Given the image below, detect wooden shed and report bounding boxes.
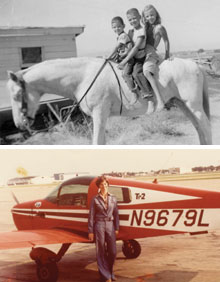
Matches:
[0,25,84,139]
[0,25,85,79]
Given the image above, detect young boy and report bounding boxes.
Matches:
[109,16,133,63]
[117,8,152,99]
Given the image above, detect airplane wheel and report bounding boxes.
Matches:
[36,262,59,282]
[122,239,141,259]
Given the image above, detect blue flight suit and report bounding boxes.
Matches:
[88,193,119,281]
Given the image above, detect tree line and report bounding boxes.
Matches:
[192,165,220,172]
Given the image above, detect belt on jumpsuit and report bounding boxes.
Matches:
[95,217,113,222]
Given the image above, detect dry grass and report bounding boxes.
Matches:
[15,75,219,145]
[19,106,198,145]
[106,107,197,145]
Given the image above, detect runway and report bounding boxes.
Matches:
[1,178,220,282]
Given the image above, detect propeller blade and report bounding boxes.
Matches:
[11,191,19,204]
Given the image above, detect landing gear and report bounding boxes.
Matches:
[122,239,141,259]
[36,262,58,282]
[30,244,71,282]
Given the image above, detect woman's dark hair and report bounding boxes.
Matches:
[96,175,109,187]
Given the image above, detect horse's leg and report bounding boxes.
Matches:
[92,105,110,145]
[201,67,210,119]
[172,97,212,145]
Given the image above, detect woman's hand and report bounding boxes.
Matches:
[115,230,119,236]
[88,233,94,241]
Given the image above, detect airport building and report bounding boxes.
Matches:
[7,172,90,186]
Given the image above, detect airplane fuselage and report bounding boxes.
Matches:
[11,176,220,240]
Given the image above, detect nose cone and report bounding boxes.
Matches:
[12,201,34,230]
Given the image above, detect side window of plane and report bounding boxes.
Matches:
[108,186,131,204]
[58,184,88,207]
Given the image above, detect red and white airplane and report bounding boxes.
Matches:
[1,175,220,282]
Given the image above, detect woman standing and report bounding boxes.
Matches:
[88,176,119,282]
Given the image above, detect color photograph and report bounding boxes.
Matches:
[1,148,220,281]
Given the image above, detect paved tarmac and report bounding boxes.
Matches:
[1,180,220,282]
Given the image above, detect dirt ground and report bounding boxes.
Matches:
[1,178,220,282]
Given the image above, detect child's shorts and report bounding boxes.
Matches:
[143,57,159,75]
[143,45,159,75]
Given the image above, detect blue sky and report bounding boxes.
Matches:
[0,0,220,56]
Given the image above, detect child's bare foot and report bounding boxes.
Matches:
[147,100,155,114]
[129,92,138,105]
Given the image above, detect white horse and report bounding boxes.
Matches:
[7,57,211,145]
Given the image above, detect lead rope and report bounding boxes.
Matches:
[63,59,108,124]
[107,60,123,115]
[63,58,124,124]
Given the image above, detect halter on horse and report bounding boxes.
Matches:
[7,71,35,134]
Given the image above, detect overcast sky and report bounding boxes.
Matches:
[0,0,219,56]
[0,148,220,184]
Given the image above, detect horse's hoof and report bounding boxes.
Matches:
[156,104,165,112]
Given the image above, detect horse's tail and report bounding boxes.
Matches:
[201,67,210,120]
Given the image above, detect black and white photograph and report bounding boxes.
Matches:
[0,0,219,145]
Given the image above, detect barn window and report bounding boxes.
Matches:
[21,47,42,69]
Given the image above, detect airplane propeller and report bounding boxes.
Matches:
[11,191,19,204]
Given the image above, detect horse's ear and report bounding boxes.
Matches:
[7,71,18,82]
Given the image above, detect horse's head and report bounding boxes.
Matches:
[7,71,40,132]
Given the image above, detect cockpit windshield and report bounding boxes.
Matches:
[45,183,61,203]
[45,182,89,207]
[58,184,88,206]
[45,176,93,206]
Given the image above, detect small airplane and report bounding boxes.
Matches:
[1,175,220,282]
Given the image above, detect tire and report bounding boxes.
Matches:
[122,239,141,259]
[36,262,59,282]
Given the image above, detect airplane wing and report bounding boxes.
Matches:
[0,229,89,250]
